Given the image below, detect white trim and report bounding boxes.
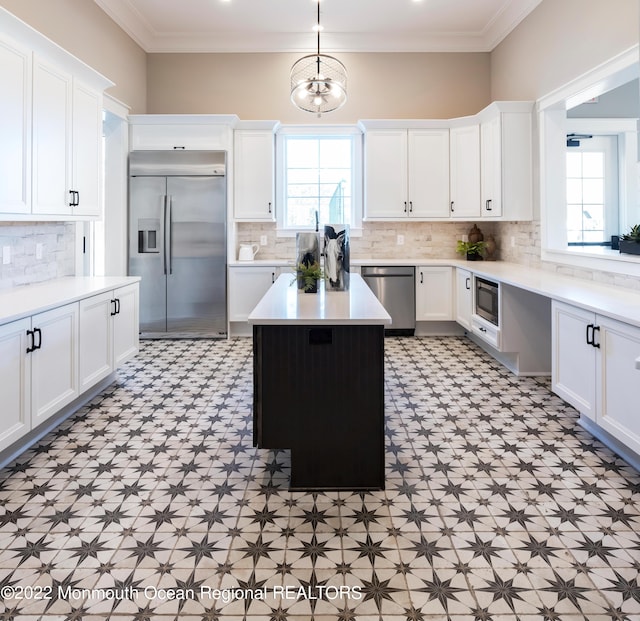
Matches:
[103,93,130,120]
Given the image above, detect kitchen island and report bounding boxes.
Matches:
[248,274,392,490]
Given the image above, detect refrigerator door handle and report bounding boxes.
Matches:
[166,196,173,275]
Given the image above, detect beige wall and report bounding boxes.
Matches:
[0,0,147,113]
[147,52,491,121]
[491,0,639,101]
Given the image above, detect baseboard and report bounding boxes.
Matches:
[578,415,640,473]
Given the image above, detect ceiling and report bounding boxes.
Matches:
[93,0,543,54]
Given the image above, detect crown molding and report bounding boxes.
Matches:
[95,0,542,54]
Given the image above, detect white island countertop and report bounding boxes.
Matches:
[248,273,392,326]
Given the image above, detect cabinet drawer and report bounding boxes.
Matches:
[471,315,501,349]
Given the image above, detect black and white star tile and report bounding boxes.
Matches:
[0,336,639,620]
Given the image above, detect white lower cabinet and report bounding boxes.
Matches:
[0,318,31,452]
[0,280,139,457]
[31,303,79,427]
[228,266,281,322]
[416,266,453,321]
[79,284,140,392]
[455,268,473,329]
[552,300,640,454]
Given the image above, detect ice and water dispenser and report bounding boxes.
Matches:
[137,218,160,253]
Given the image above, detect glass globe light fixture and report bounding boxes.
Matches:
[290,2,347,116]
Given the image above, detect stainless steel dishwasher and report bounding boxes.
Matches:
[361,266,415,335]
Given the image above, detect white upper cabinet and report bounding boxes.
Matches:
[32,57,72,216]
[234,125,277,221]
[479,103,533,220]
[129,115,238,151]
[363,127,450,220]
[449,124,481,219]
[0,7,112,220]
[0,35,31,215]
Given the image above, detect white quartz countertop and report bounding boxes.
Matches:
[248,273,392,325]
[0,276,141,325]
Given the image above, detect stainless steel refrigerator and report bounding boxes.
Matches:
[128,150,227,337]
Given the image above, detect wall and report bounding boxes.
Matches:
[0,0,147,114]
[0,223,75,290]
[490,0,640,289]
[147,52,491,123]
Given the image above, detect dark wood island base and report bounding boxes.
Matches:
[253,323,385,490]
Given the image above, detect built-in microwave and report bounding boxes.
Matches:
[475,277,500,326]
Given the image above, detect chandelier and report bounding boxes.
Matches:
[290,1,347,116]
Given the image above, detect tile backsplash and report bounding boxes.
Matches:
[0,222,75,290]
[237,221,497,263]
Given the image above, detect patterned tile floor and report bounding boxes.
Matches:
[0,336,639,621]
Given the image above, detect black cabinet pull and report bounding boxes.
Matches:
[271,272,275,283]
[68,190,75,207]
[593,325,601,348]
[450,201,455,213]
[33,327,42,350]
[116,299,121,315]
[268,202,272,214]
[404,201,407,213]
[586,323,594,346]
[465,277,471,290]
[173,146,185,149]
[479,327,487,333]
[26,329,34,353]
[486,199,492,211]
[110,299,117,316]
[409,201,413,213]
[420,271,424,284]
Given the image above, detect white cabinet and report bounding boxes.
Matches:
[113,284,140,367]
[79,283,139,392]
[32,60,103,218]
[0,318,31,452]
[228,266,280,322]
[31,302,79,426]
[480,115,502,217]
[449,125,481,218]
[416,266,453,321]
[0,7,111,221]
[479,103,533,220]
[129,115,237,151]
[364,128,450,219]
[0,35,31,215]
[234,127,276,221]
[455,268,473,329]
[552,300,640,454]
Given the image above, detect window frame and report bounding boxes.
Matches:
[275,125,363,236]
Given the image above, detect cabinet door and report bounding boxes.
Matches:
[450,125,480,218]
[113,283,140,367]
[416,266,453,321]
[228,267,278,321]
[130,123,231,151]
[31,303,79,426]
[234,130,275,221]
[32,57,72,216]
[364,130,408,219]
[408,129,450,218]
[79,292,113,392]
[455,268,473,329]
[597,315,640,454]
[0,318,31,452]
[72,81,102,217]
[480,115,502,217]
[551,301,596,420]
[0,36,31,215]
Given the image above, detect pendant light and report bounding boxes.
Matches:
[290,0,347,116]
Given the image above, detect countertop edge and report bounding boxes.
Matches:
[0,276,141,325]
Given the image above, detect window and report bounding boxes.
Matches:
[276,127,362,232]
[566,135,619,244]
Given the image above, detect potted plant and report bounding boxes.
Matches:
[619,224,640,256]
[456,240,486,261]
[296,261,323,292]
